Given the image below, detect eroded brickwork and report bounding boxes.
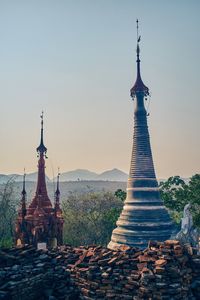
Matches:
[0,240,200,299]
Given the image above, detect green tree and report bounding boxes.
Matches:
[188,174,200,227]
[114,189,126,201]
[160,174,200,227]
[0,178,18,247]
[159,176,188,212]
[62,191,123,246]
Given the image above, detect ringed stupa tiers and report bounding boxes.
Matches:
[15,113,64,249]
[108,21,173,249]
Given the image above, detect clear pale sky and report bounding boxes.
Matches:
[0,0,199,179]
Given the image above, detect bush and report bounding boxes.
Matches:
[160,174,200,228]
[62,191,123,246]
[0,179,18,248]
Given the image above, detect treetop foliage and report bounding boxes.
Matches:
[62,190,123,246]
[160,174,200,227]
[0,174,199,248]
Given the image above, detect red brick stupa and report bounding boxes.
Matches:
[15,113,64,248]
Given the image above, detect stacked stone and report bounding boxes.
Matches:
[0,245,78,300]
[71,240,197,300]
[190,253,200,298]
[0,241,200,299]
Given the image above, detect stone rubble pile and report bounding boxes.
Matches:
[0,245,79,300]
[0,240,199,300]
[71,240,200,300]
[190,253,200,298]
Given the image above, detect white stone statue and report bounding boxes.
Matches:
[181,203,193,234]
[176,203,199,252]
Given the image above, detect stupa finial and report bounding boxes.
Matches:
[22,168,26,196]
[36,111,47,156]
[55,168,60,198]
[130,19,149,99]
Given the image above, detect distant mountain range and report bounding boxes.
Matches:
[0,170,191,184]
[57,168,128,182]
[0,168,128,183]
[0,172,50,184]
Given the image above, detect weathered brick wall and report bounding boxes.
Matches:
[0,247,78,300]
[0,241,199,300]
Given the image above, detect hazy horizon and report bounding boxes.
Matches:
[0,0,199,179]
[0,167,197,181]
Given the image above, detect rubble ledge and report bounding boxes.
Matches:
[0,240,200,300]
